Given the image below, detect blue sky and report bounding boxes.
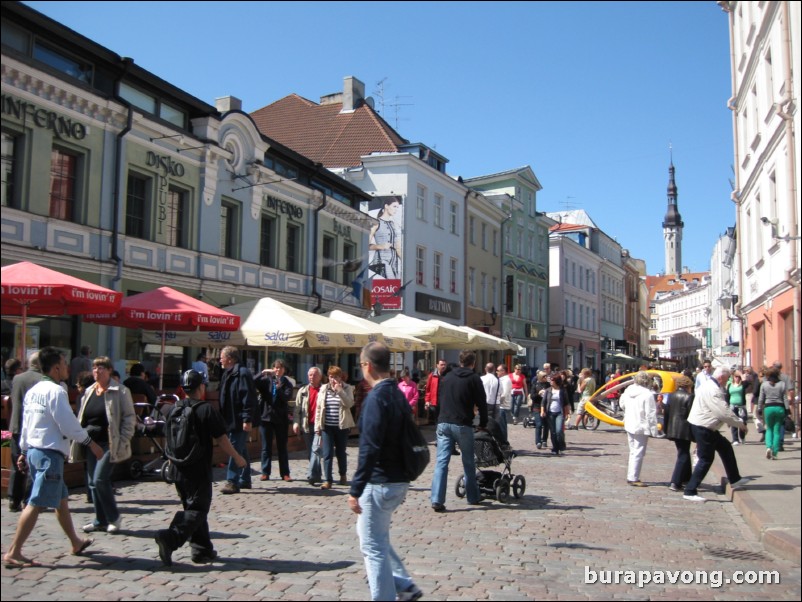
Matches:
[25,1,735,274]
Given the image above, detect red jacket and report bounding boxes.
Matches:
[424,371,441,406]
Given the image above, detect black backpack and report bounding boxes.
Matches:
[165,398,206,467]
[400,397,430,481]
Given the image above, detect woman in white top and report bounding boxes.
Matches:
[619,372,658,487]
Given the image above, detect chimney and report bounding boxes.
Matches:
[215,96,242,113]
[341,76,365,113]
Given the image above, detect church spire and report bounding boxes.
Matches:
[662,150,684,275]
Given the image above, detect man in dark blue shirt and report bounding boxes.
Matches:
[348,342,422,602]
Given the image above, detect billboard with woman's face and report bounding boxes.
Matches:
[364,195,404,310]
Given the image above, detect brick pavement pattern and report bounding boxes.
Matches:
[2,413,800,601]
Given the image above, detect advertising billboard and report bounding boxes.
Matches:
[363,195,404,311]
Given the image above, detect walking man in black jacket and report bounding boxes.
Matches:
[430,350,487,512]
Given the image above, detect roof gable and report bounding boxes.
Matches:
[251,94,407,168]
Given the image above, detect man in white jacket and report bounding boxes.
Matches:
[620,371,658,487]
[684,366,751,502]
[3,347,103,567]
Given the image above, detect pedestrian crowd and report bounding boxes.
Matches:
[2,342,797,600]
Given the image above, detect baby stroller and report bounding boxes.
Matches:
[455,421,526,503]
[128,394,178,483]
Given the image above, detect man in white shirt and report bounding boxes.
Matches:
[480,363,500,420]
[684,366,751,502]
[495,364,513,444]
[4,346,103,567]
[694,360,714,391]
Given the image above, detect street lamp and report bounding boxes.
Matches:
[761,217,801,241]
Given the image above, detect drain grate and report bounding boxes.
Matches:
[704,546,768,561]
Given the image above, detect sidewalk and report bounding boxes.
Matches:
[713,430,801,564]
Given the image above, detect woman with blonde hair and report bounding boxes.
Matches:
[70,356,136,533]
[315,366,355,489]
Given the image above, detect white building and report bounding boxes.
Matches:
[721,1,800,375]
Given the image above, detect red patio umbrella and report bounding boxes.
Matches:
[86,286,240,390]
[1,261,123,360]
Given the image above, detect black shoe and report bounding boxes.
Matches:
[431,502,446,513]
[191,550,218,564]
[155,531,173,567]
[669,483,681,492]
[239,483,252,490]
[8,502,21,513]
[220,482,240,495]
[451,449,461,456]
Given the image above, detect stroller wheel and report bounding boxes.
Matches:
[129,460,144,479]
[455,476,466,498]
[162,460,176,484]
[512,475,526,499]
[495,480,510,503]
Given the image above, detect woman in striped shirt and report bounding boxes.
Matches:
[314,366,356,489]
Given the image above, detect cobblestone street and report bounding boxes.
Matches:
[2,417,800,600]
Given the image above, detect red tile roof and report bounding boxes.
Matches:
[250,94,407,168]
[645,272,709,303]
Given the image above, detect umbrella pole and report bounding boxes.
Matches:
[20,303,28,362]
[159,323,166,391]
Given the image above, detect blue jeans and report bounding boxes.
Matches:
[511,391,525,419]
[533,410,550,446]
[356,482,414,601]
[546,412,565,452]
[730,405,747,442]
[322,425,349,483]
[496,408,510,444]
[226,429,251,487]
[301,428,322,482]
[86,442,119,526]
[431,423,480,505]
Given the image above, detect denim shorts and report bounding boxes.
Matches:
[27,448,69,509]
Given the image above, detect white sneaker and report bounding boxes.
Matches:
[733,441,740,446]
[766,448,773,460]
[730,477,753,490]
[82,523,101,533]
[683,494,706,502]
[106,518,122,534]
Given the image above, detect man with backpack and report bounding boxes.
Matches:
[348,342,422,602]
[155,370,246,567]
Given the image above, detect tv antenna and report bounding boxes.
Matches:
[374,77,388,115]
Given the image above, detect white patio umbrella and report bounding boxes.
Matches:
[371,314,470,346]
[324,310,432,352]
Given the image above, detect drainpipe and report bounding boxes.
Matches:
[108,57,134,353]
[779,1,800,398]
[311,172,328,313]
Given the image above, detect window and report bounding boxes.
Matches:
[528,284,534,320]
[492,277,498,311]
[416,246,425,285]
[125,174,149,238]
[505,275,514,312]
[433,253,442,289]
[449,202,458,234]
[469,216,475,245]
[493,230,498,256]
[286,224,301,273]
[538,286,545,322]
[434,194,443,228]
[450,258,458,294]
[220,201,239,259]
[119,81,186,129]
[322,235,335,281]
[260,215,275,267]
[481,273,488,309]
[469,268,475,305]
[34,41,92,84]
[481,223,487,250]
[517,281,523,318]
[49,148,79,221]
[1,131,19,208]
[416,184,426,220]
[343,243,356,286]
[163,187,187,248]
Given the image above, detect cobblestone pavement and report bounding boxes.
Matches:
[2,414,800,601]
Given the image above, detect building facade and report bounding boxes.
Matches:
[464,168,549,368]
[722,1,800,384]
[1,3,373,376]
